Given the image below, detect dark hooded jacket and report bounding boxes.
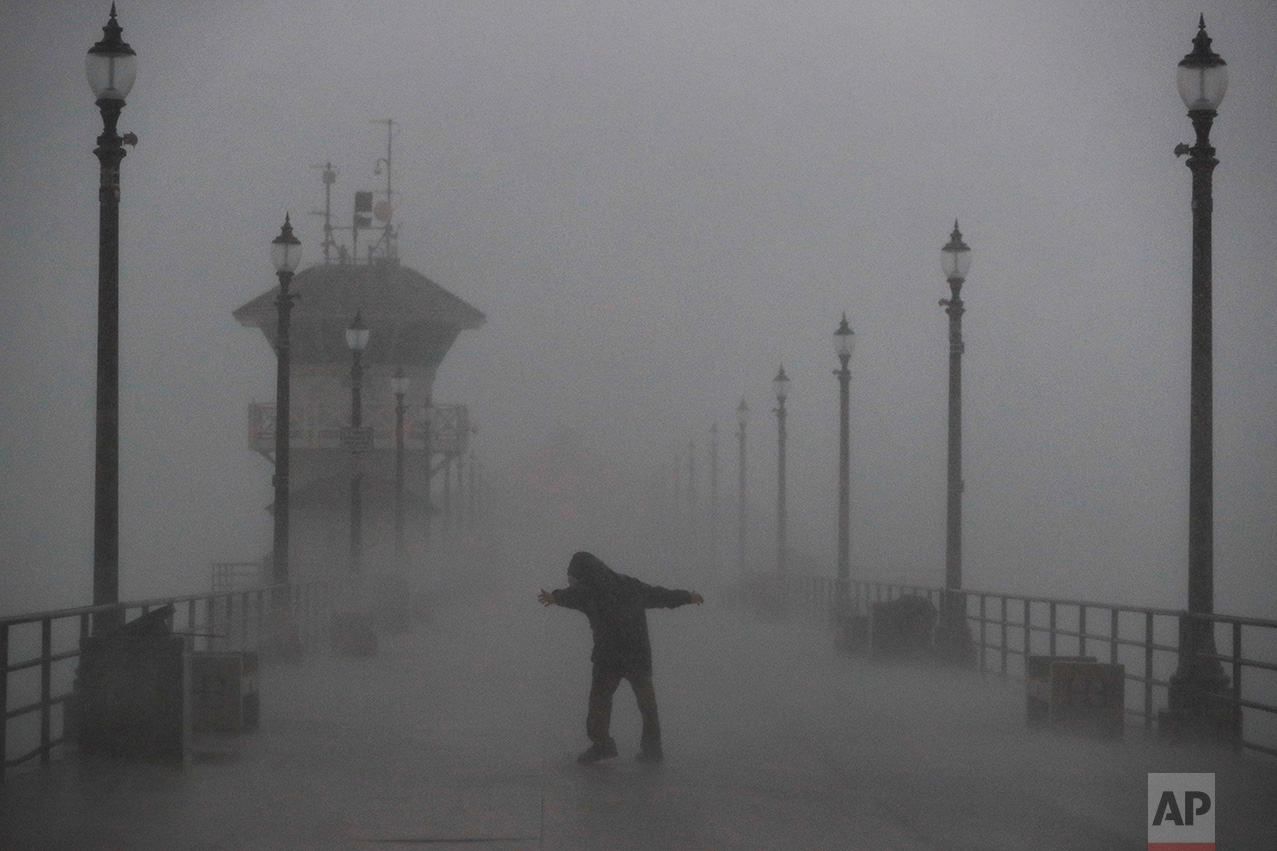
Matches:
[551,551,696,673]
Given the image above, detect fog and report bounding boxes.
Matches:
[2,0,1276,625]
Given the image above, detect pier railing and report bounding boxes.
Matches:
[1,581,329,781]
[738,573,1277,759]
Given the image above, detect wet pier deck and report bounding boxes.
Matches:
[3,592,1275,850]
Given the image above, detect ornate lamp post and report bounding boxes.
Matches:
[345,311,370,574]
[772,366,790,574]
[833,314,856,618]
[937,221,973,659]
[389,365,410,563]
[269,216,301,595]
[1168,16,1230,727]
[737,399,749,576]
[87,5,137,634]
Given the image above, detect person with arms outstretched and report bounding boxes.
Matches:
[538,551,703,764]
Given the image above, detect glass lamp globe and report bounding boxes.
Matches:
[346,311,370,351]
[270,215,302,273]
[941,221,972,282]
[833,313,856,360]
[772,366,790,402]
[1177,16,1228,112]
[389,367,411,397]
[86,6,137,103]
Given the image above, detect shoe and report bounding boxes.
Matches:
[576,738,618,765]
[636,741,663,763]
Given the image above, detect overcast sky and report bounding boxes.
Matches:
[1,1,1275,617]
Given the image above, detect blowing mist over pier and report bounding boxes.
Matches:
[2,2,1277,849]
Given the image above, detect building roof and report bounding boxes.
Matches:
[233,261,485,366]
[234,261,485,331]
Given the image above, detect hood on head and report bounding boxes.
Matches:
[568,551,615,586]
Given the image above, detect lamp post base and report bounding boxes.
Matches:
[1159,665,1235,745]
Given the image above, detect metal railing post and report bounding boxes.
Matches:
[1232,622,1243,754]
[40,619,52,765]
[226,594,235,649]
[1110,608,1119,666]
[1000,597,1008,676]
[1023,599,1031,662]
[978,594,987,672]
[206,597,216,651]
[1144,612,1155,730]
[0,623,8,782]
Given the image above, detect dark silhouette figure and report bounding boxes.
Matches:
[539,551,703,764]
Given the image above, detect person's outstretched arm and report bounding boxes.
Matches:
[538,585,589,610]
[641,583,704,609]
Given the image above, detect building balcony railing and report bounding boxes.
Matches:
[247,402,471,457]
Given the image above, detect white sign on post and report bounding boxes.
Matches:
[1148,773,1214,850]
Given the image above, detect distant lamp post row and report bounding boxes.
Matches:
[713,21,1226,688]
[725,228,963,641]
[1168,16,1230,725]
[772,366,790,573]
[87,4,138,634]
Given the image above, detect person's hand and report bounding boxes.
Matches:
[538,589,556,607]
[689,592,704,606]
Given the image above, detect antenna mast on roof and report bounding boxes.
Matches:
[368,118,398,264]
[313,119,401,266]
[309,162,339,264]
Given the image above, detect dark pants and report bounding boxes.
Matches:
[586,663,661,746]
